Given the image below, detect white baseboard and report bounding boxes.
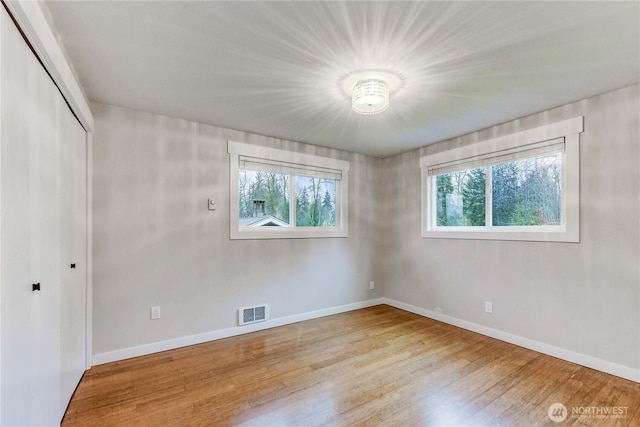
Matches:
[92,298,385,365]
[93,296,639,384]
[382,297,640,383]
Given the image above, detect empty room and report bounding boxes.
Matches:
[1,1,639,426]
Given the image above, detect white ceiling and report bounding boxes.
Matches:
[43,1,639,157]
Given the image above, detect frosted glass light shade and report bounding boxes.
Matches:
[352,79,389,115]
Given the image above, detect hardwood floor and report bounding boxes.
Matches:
[62,305,640,426]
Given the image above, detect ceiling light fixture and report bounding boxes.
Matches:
[342,71,402,116]
[351,78,389,115]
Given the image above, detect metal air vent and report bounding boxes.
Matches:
[239,304,269,326]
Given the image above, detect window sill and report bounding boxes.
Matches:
[231,227,348,240]
[422,226,578,243]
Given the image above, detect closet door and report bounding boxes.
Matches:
[0,6,34,425]
[1,6,86,425]
[27,35,62,424]
[1,5,62,424]
[60,103,87,414]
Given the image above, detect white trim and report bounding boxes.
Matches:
[229,141,350,172]
[92,296,640,383]
[0,11,3,420]
[92,298,384,365]
[228,141,349,240]
[85,132,93,370]
[419,117,582,168]
[383,298,640,383]
[240,157,342,180]
[4,1,93,132]
[421,117,582,242]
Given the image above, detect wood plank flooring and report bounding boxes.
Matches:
[62,305,640,426]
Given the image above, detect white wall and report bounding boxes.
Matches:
[380,84,640,375]
[92,85,639,380]
[91,102,383,358]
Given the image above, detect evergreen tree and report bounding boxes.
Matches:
[517,159,561,226]
[309,200,321,226]
[436,174,454,226]
[510,204,545,226]
[264,172,279,217]
[492,162,519,226]
[321,190,335,226]
[462,168,486,226]
[239,171,340,228]
[296,187,310,226]
[239,170,290,222]
[279,174,290,223]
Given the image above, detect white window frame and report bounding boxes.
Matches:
[420,117,583,242]
[228,141,349,239]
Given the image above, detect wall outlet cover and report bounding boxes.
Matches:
[485,301,493,314]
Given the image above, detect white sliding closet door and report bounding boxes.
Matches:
[0,6,34,424]
[1,6,61,424]
[60,104,87,414]
[1,6,88,426]
[27,7,63,423]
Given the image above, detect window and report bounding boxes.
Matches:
[228,141,349,239]
[420,117,583,242]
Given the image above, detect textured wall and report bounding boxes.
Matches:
[91,103,382,355]
[380,84,640,370]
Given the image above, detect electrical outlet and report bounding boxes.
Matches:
[485,301,493,314]
[369,281,375,290]
[151,306,161,320]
